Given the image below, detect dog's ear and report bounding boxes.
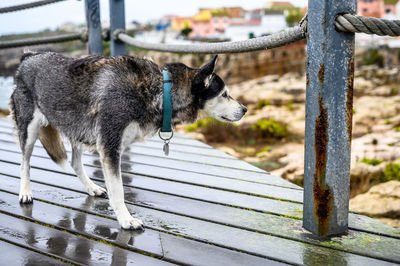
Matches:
[192,55,218,93]
[198,55,218,79]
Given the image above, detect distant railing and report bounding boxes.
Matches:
[1,0,399,238]
[0,0,103,54]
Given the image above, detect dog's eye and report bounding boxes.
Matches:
[222,92,228,98]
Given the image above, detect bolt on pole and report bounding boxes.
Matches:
[303,0,356,237]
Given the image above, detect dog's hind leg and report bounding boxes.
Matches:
[18,111,41,203]
[70,144,107,197]
[10,84,40,204]
[97,140,144,230]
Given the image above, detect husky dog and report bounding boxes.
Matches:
[10,52,247,230]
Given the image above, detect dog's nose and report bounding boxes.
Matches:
[242,106,248,114]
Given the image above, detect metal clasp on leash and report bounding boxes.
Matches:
[158,129,174,156]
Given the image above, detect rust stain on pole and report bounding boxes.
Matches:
[313,96,332,236]
[346,57,354,143]
[318,64,325,83]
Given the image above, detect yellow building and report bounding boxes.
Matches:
[171,16,193,31]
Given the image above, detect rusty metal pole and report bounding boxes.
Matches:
[109,0,126,56]
[84,0,103,54]
[303,0,356,237]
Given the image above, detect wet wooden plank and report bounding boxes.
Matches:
[2,167,400,263]
[0,119,212,149]
[0,142,272,187]
[0,213,172,265]
[1,136,399,239]
[0,189,283,266]
[0,125,235,160]
[0,131,264,173]
[133,142,236,159]
[0,131,298,188]
[0,164,303,232]
[0,240,71,265]
[1,148,400,240]
[0,174,396,265]
[0,129,245,169]
[0,141,302,202]
[0,119,400,263]
[0,151,305,213]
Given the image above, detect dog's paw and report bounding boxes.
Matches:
[19,191,33,204]
[119,216,144,231]
[87,184,107,198]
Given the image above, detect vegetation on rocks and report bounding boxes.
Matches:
[360,158,383,166]
[250,119,288,139]
[383,163,400,182]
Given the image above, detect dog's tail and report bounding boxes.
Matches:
[39,125,68,169]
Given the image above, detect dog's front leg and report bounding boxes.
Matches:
[97,146,144,230]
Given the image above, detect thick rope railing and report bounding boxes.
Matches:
[115,21,307,54]
[0,0,66,14]
[1,13,400,51]
[335,14,400,36]
[114,13,400,54]
[0,31,87,49]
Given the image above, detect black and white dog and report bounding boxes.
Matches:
[10,52,247,229]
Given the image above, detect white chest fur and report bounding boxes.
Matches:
[121,122,156,151]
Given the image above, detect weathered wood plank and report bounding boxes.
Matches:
[0,119,212,148]
[0,134,276,184]
[0,125,234,159]
[0,189,283,266]
[0,152,305,213]
[1,137,399,238]
[2,167,400,263]
[0,132,298,188]
[0,165,303,232]
[1,149,399,240]
[0,213,172,265]
[0,131,264,173]
[0,240,71,265]
[0,142,302,203]
[0,174,396,265]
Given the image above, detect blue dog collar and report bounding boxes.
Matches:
[161,69,172,132]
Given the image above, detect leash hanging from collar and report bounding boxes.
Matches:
[159,69,174,156]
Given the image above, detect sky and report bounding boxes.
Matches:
[0,0,308,35]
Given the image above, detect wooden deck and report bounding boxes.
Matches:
[0,118,399,265]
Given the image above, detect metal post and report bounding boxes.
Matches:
[85,0,103,54]
[303,0,356,237]
[109,0,126,56]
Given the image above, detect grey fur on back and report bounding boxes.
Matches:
[10,52,218,166]
[14,52,163,147]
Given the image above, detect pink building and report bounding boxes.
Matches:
[190,12,230,38]
[383,0,398,17]
[357,0,400,18]
[358,0,385,18]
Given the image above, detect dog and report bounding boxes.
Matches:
[10,52,247,230]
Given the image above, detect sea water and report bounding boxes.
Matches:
[0,77,13,110]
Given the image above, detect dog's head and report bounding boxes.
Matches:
[192,55,247,122]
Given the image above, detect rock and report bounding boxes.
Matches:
[365,86,393,97]
[216,146,241,158]
[270,144,304,185]
[354,77,374,95]
[350,181,400,228]
[350,162,385,196]
[351,130,400,163]
[376,218,400,228]
[353,95,400,126]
